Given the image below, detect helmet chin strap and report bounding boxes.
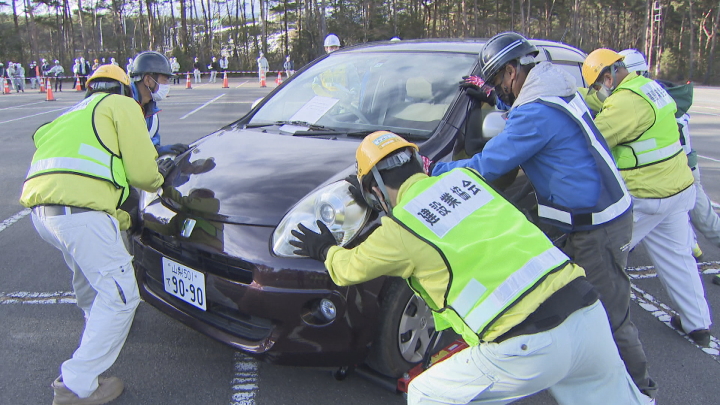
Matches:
[370,166,393,215]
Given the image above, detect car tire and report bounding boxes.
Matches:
[366,278,457,378]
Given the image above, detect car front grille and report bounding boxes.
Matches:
[144,231,254,284]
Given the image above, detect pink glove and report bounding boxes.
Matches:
[421,155,433,175]
[464,75,486,87]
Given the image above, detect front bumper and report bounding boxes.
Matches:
[131,224,382,367]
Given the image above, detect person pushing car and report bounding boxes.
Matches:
[428,31,656,401]
[290,130,647,405]
[19,64,175,405]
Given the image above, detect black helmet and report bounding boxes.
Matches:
[131,51,173,78]
[479,32,539,81]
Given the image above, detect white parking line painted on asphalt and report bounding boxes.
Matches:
[0,291,76,304]
[0,107,66,125]
[235,80,250,88]
[0,208,30,234]
[699,154,720,163]
[693,111,720,117]
[180,94,226,120]
[230,352,259,405]
[631,283,720,361]
[0,101,46,110]
[626,261,720,280]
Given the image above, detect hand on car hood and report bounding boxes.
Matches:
[161,128,358,226]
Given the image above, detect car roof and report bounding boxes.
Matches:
[339,38,586,64]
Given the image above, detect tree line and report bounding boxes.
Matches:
[1,0,720,83]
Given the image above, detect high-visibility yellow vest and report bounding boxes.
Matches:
[612,76,682,170]
[25,93,130,205]
[392,168,569,345]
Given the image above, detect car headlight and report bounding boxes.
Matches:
[273,180,370,258]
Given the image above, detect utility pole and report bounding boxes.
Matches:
[647,1,662,75]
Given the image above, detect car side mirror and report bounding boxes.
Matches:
[482,111,507,139]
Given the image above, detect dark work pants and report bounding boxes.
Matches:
[562,211,657,398]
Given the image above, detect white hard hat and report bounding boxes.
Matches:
[619,49,648,74]
[324,34,341,48]
[390,37,401,42]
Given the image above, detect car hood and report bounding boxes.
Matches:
[161,128,358,226]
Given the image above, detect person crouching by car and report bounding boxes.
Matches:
[290,131,648,405]
[20,64,175,405]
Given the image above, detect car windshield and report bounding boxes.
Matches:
[249,51,477,139]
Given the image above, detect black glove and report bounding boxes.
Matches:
[344,175,368,208]
[156,143,190,156]
[459,75,496,106]
[127,206,142,235]
[157,158,175,179]
[289,220,337,261]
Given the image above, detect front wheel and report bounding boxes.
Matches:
[366,278,456,378]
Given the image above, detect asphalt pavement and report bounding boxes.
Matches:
[1,79,720,405]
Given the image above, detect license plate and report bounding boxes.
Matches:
[162,257,207,311]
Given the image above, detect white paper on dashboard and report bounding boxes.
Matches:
[289,96,339,124]
[278,124,310,133]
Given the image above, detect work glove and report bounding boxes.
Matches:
[157,158,175,179]
[156,143,190,156]
[289,220,338,262]
[127,206,142,235]
[344,175,368,208]
[459,75,496,106]
[420,155,434,175]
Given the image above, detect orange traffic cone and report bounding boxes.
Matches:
[3,78,10,94]
[222,71,229,88]
[260,72,266,87]
[275,73,283,86]
[39,76,46,93]
[186,73,192,89]
[46,78,55,101]
[75,76,82,91]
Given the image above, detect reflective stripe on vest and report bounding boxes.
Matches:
[613,77,681,169]
[26,93,129,205]
[393,169,569,344]
[533,94,631,228]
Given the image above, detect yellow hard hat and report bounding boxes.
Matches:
[356,131,418,183]
[582,48,624,85]
[356,131,419,212]
[87,64,130,86]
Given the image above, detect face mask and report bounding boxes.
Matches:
[152,83,170,101]
[596,79,614,102]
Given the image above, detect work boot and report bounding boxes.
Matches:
[52,376,124,405]
[692,243,704,263]
[670,314,711,347]
[713,274,720,286]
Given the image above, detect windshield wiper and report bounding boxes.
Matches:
[244,121,335,131]
[346,131,428,141]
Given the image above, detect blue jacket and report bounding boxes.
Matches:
[433,63,630,232]
[131,82,161,146]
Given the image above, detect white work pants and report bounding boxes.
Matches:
[193,69,201,83]
[690,168,720,247]
[408,301,645,405]
[209,70,217,83]
[32,210,140,398]
[630,187,711,332]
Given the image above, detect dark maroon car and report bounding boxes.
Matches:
[131,39,587,378]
